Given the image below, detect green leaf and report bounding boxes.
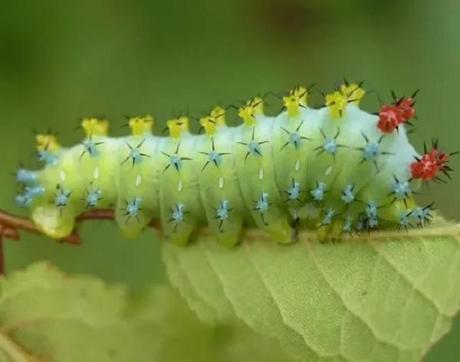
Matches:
[163,220,460,361]
[0,262,291,362]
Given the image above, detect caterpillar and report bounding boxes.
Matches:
[14,82,454,247]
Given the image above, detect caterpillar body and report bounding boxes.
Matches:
[15,82,453,246]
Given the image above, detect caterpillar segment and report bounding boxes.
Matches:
[197,107,245,247]
[15,82,454,245]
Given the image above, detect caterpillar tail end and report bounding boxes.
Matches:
[31,205,76,240]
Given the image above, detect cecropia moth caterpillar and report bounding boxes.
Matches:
[15,82,454,246]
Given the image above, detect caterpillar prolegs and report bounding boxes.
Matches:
[15,82,454,247]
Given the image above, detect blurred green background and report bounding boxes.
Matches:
[0,0,458,360]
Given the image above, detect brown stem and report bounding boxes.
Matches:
[0,233,3,276]
[0,209,162,249]
[0,208,164,276]
[77,209,162,231]
[0,209,82,245]
[77,209,117,222]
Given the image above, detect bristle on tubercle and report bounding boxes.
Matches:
[15,82,455,245]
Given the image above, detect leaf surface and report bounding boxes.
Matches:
[163,221,460,361]
[0,263,289,362]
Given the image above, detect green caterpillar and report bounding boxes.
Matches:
[15,82,453,246]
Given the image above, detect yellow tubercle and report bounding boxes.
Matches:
[129,115,154,136]
[283,86,308,118]
[210,106,226,122]
[325,91,348,118]
[82,117,109,137]
[200,106,226,135]
[340,83,365,105]
[200,116,216,136]
[36,134,60,152]
[167,116,189,138]
[238,97,264,126]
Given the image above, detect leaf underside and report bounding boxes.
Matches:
[163,219,460,362]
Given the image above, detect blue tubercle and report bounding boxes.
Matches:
[169,203,186,232]
[255,193,270,213]
[287,180,301,201]
[208,151,223,167]
[399,212,411,229]
[82,137,103,158]
[216,200,230,221]
[391,178,411,200]
[54,186,71,208]
[410,205,433,226]
[365,201,379,228]
[16,186,45,208]
[322,208,336,226]
[16,169,38,184]
[341,184,355,204]
[169,155,183,171]
[38,150,59,165]
[362,143,381,161]
[123,139,149,166]
[247,140,263,157]
[311,182,327,201]
[343,216,353,233]
[125,197,143,220]
[85,189,103,208]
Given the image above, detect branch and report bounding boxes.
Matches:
[0,209,162,246]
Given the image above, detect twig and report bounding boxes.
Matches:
[0,208,164,275]
[0,208,162,250]
[0,209,83,245]
[0,233,3,276]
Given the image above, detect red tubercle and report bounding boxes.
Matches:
[410,146,452,181]
[377,94,417,133]
[377,105,400,133]
[396,97,416,123]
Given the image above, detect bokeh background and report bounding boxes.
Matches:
[0,0,459,360]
